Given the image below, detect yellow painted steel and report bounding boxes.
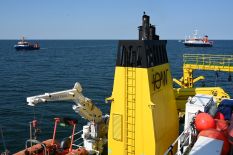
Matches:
[174,54,233,88]
[174,87,230,112]
[173,54,233,112]
[108,64,178,155]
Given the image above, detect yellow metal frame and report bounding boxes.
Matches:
[174,54,233,88]
[173,54,233,112]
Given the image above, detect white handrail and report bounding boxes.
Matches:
[164,123,195,155]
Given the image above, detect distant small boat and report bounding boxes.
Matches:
[183,30,213,47]
[14,37,40,50]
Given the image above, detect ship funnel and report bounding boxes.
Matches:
[138,12,159,40]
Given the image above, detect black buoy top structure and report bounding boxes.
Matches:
[116,12,168,68]
[138,12,160,40]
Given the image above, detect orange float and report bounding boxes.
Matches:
[195,113,216,131]
[215,112,225,120]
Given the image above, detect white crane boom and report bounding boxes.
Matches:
[27,82,103,123]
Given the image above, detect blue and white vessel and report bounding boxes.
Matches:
[14,37,40,50]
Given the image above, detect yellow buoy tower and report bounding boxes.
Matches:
[107,12,179,155]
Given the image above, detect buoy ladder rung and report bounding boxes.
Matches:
[125,62,136,154]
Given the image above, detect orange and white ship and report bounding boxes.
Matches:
[183,30,213,47]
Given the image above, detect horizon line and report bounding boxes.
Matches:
[1,38,233,40]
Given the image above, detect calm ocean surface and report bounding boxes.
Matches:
[0,40,233,153]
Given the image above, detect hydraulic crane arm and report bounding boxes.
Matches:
[27,82,103,123]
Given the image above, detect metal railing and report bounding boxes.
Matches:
[183,54,233,67]
[182,54,233,74]
[164,122,196,155]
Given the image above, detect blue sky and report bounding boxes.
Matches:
[0,0,233,39]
